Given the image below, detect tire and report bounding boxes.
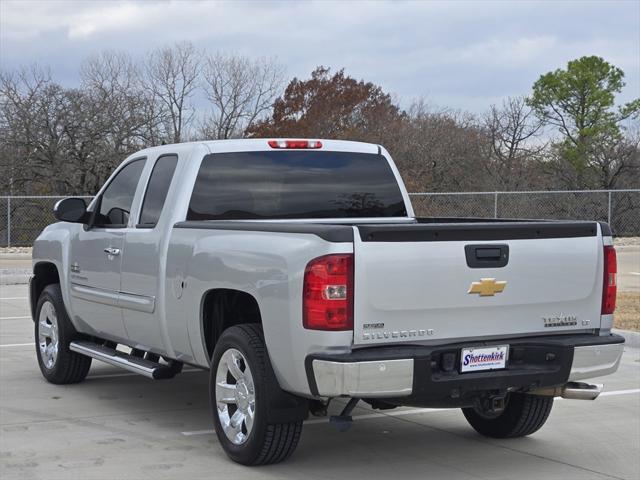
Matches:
[210,324,302,465]
[462,393,553,438]
[35,284,92,384]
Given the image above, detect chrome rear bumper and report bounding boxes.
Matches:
[311,358,414,398]
[568,343,624,381]
[309,336,624,398]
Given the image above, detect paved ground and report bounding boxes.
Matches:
[0,254,31,285]
[1,284,639,479]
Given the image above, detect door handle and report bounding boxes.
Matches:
[104,247,120,256]
[464,244,509,268]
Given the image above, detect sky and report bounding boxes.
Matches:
[1,0,639,114]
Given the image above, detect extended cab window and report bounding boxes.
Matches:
[139,155,178,227]
[187,151,407,219]
[95,159,145,227]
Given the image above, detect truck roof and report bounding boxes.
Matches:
[130,138,382,159]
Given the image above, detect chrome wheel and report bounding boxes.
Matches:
[215,348,256,445]
[38,300,59,369]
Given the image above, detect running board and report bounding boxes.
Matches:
[70,340,181,379]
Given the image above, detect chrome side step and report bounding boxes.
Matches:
[70,340,181,379]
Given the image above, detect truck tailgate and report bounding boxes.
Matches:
[352,222,604,345]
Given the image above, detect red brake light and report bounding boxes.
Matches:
[303,254,353,330]
[268,140,322,149]
[602,245,617,315]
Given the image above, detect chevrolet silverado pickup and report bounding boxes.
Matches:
[30,139,624,465]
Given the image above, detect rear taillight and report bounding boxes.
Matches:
[303,254,353,330]
[268,139,322,149]
[602,245,617,315]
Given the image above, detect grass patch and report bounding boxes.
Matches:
[614,292,640,331]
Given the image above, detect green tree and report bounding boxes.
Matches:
[528,56,639,187]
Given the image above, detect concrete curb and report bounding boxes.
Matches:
[613,329,640,349]
[0,253,32,260]
[0,269,31,285]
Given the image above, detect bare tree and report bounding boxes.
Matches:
[391,100,488,193]
[584,125,639,189]
[0,65,77,194]
[536,121,640,191]
[482,97,544,190]
[80,52,138,188]
[200,53,284,139]
[144,42,200,143]
[81,53,169,143]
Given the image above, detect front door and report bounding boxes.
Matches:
[68,158,146,342]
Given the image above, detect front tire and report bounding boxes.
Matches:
[462,393,553,438]
[210,324,302,465]
[35,284,92,384]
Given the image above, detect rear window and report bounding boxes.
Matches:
[187,151,407,220]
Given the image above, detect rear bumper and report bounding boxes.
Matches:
[569,342,624,381]
[306,333,625,401]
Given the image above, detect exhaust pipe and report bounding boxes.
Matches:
[532,382,603,400]
[561,382,603,400]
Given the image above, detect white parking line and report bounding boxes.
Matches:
[0,297,28,300]
[0,342,33,348]
[180,388,640,437]
[599,388,640,397]
[0,316,31,320]
[182,429,216,436]
[630,272,640,276]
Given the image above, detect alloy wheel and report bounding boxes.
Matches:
[215,348,256,445]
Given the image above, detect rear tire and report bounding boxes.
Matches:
[210,324,302,465]
[462,393,553,438]
[35,284,92,384]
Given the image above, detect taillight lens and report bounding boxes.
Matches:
[303,254,353,330]
[268,139,322,149]
[602,245,617,315]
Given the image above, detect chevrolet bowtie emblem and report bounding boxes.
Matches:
[468,278,507,296]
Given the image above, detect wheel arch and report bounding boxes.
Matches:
[30,261,61,321]
[200,288,263,363]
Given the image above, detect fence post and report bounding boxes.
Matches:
[6,196,11,248]
[493,192,498,218]
[607,191,612,226]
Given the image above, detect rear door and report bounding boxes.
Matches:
[352,222,603,346]
[121,153,179,352]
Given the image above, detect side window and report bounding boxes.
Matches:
[96,159,146,227]
[138,154,178,227]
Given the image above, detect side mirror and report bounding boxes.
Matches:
[54,198,88,223]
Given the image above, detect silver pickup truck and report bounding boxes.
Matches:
[31,139,624,465]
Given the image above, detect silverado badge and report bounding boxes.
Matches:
[468,278,507,296]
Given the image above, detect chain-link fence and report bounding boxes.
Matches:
[410,189,640,236]
[0,190,638,247]
[0,196,93,247]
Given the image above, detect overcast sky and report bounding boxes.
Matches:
[1,0,638,113]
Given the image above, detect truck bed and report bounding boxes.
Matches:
[175,218,607,347]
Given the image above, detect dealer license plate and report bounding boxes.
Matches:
[460,345,509,373]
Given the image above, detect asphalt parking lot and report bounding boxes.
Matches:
[1,283,639,480]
